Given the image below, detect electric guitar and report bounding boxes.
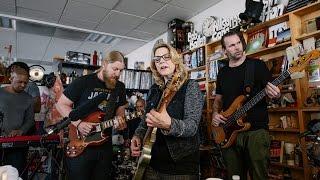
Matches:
[212,50,320,148]
[66,110,142,157]
[133,71,186,180]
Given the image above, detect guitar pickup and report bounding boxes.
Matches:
[92,124,102,133]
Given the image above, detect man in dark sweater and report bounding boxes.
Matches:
[212,31,281,180]
[0,66,34,179]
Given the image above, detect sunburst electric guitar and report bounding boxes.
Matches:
[66,110,142,157]
[212,50,320,148]
[133,72,185,180]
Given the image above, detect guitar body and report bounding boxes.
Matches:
[66,111,107,157]
[212,95,251,148]
[133,136,153,180]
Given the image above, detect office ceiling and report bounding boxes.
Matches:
[0,0,222,66]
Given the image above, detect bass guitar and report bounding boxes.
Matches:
[66,110,142,157]
[212,50,320,148]
[133,71,186,180]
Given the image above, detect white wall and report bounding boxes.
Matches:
[126,0,246,69]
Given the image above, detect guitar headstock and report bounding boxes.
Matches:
[288,50,320,74]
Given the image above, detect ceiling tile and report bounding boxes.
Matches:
[77,41,113,55]
[115,0,163,18]
[107,39,146,55]
[136,19,167,35]
[126,30,155,41]
[17,7,60,23]
[73,0,119,9]
[97,11,145,36]
[54,28,89,41]
[17,0,67,15]
[150,4,192,23]
[62,1,109,23]
[42,37,82,61]
[17,32,51,61]
[0,29,16,58]
[16,20,56,37]
[169,0,222,14]
[0,0,16,15]
[59,16,98,30]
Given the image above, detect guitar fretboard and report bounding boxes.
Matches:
[224,70,291,127]
[100,112,142,129]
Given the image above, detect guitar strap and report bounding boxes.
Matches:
[244,59,255,97]
[103,83,121,121]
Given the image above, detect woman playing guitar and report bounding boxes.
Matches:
[130,40,204,180]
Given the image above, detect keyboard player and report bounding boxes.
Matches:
[0,65,34,179]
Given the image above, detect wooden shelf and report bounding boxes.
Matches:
[206,39,221,47]
[188,66,206,72]
[194,77,206,81]
[246,41,291,57]
[246,14,289,34]
[292,1,320,16]
[296,30,320,41]
[182,44,205,55]
[270,162,304,170]
[269,128,300,133]
[207,56,227,63]
[268,107,298,112]
[302,107,320,112]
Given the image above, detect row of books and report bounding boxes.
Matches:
[119,70,154,90]
[207,51,228,80]
[183,47,205,69]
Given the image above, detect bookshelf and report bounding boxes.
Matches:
[119,69,154,92]
[182,1,320,179]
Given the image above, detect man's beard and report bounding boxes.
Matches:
[103,70,117,89]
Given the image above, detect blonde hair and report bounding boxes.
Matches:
[104,51,125,64]
[96,50,125,73]
[150,40,188,88]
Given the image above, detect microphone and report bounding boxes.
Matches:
[47,93,108,134]
[299,119,320,138]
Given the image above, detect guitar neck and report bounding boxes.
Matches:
[230,70,290,121]
[100,112,141,130]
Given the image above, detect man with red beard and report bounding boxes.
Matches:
[56,51,127,180]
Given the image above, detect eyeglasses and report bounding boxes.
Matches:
[152,54,171,63]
